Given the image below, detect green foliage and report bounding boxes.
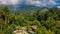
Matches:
[0,7,60,34]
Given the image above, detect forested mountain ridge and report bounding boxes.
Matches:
[1,5,49,13]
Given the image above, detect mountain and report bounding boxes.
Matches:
[8,4,49,13]
[0,4,49,13]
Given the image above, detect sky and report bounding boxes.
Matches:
[0,0,60,8]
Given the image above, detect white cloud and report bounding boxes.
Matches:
[41,0,56,6]
[10,0,19,5]
[0,0,57,6]
[25,0,41,6]
[25,0,56,6]
[57,6,60,8]
[41,0,47,6]
[48,0,56,5]
[0,0,6,4]
[0,0,21,5]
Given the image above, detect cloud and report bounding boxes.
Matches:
[10,0,19,5]
[25,0,41,6]
[48,0,56,5]
[40,0,47,6]
[24,0,56,6]
[40,0,56,6]
[57,6,60,8]
[0,0,6,4]
[0,0,21,5]
[0,0,57,7]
